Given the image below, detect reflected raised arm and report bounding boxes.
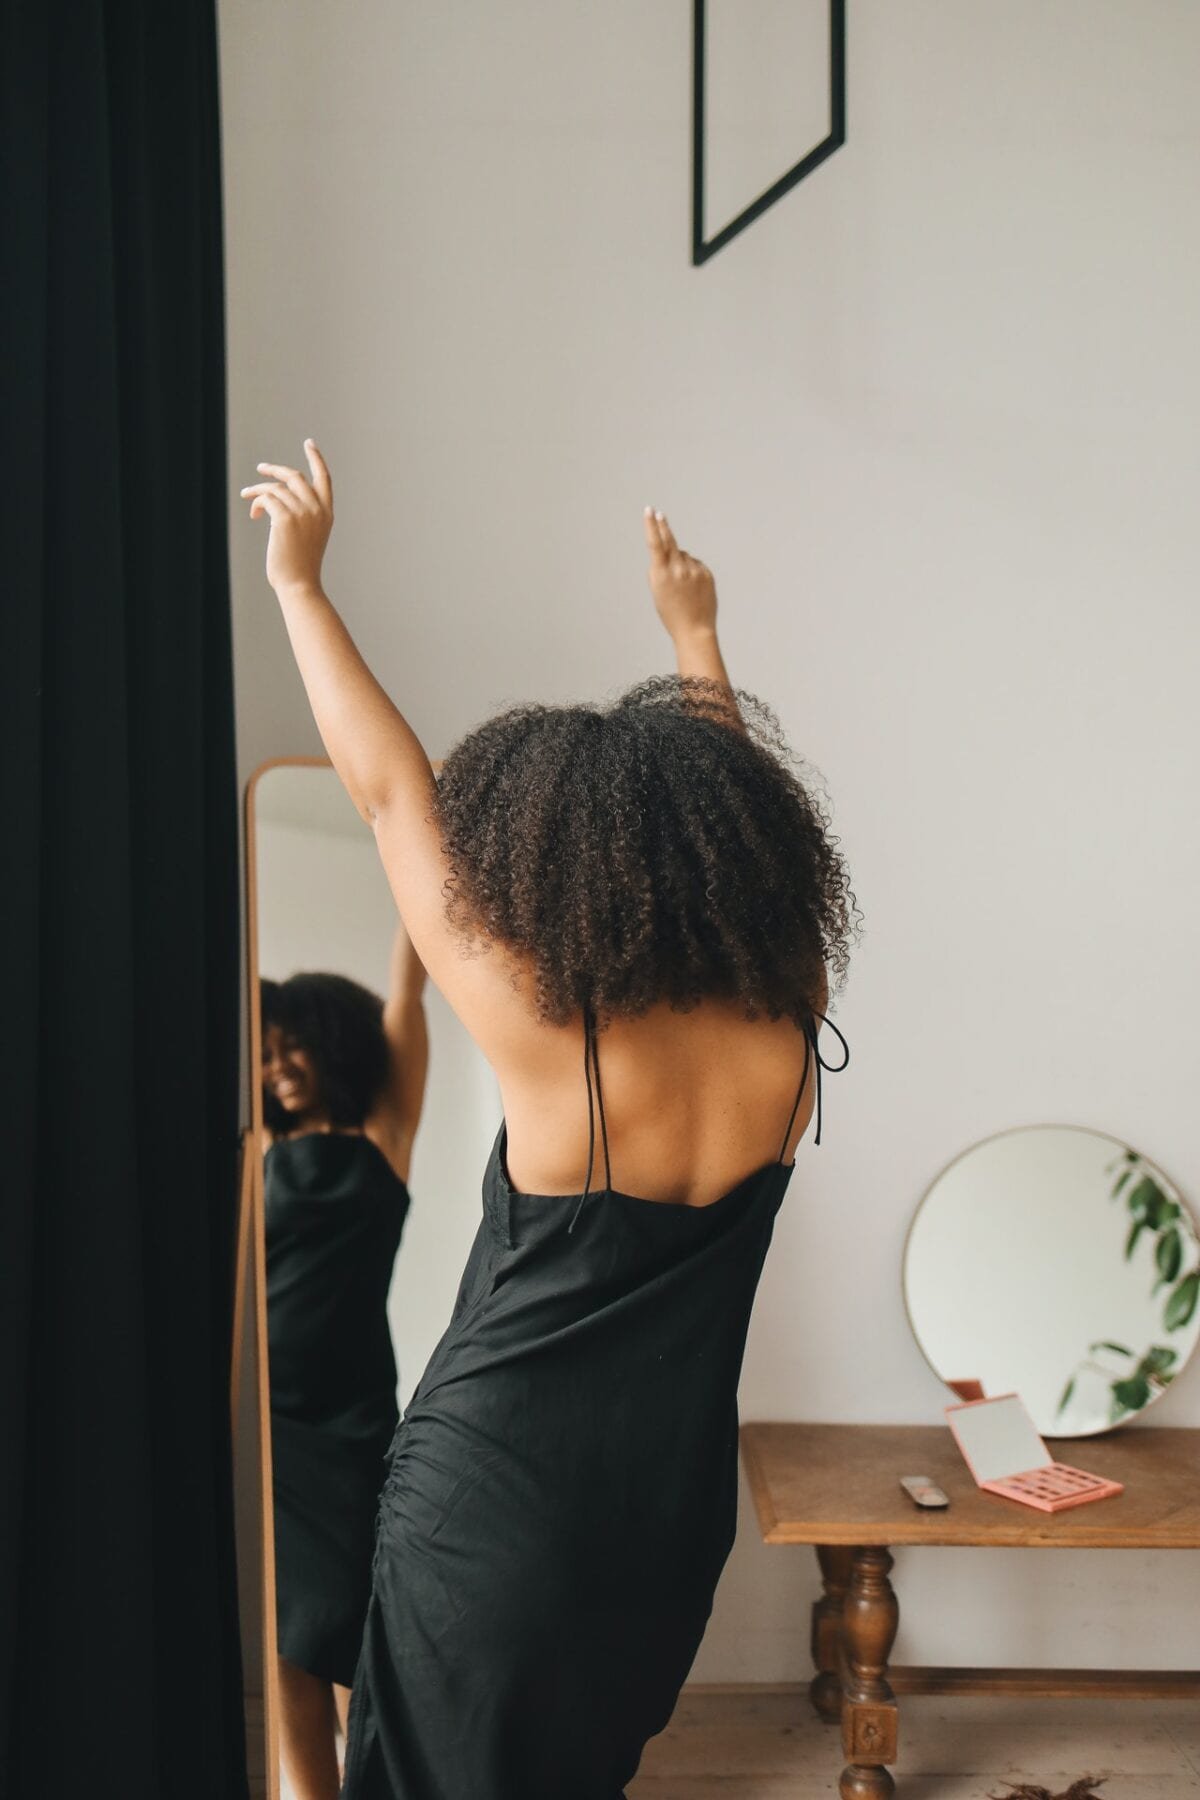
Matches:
[378,917,429,1181]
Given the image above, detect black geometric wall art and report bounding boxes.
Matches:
[692,0,846,266]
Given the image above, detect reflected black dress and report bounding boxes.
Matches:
[266,1132,410,1688]
[342,1012,846,1799]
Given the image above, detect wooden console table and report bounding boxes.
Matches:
[740,1422,1200,1800]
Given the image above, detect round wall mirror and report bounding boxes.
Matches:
[903,1125,1200,1437]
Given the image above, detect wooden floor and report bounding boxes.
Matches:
[628,1687,1200,1799]
[260,1684,1200,1798]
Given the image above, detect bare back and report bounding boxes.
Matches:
[491,990,830,1210]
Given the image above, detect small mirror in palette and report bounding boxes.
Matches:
[946,1394,1124,1513]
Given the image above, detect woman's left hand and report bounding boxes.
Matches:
[644,508,718,643]
[241,440,334,597]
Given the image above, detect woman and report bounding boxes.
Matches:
[261,924,428,1800]
[242,444,854,1799]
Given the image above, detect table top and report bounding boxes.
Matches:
[740,1422,1200,1549]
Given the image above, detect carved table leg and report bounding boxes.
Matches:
[810,1545,855,1723]
[839,1546,899,1800]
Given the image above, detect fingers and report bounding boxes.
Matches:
[643,507,668,562]
[643,507,683,565]
[654,510,681,560]
[248,493,290,523]
[241,481,301,513]
[244,443,332,515]
[305,439,333,508]
[255,461,316,507]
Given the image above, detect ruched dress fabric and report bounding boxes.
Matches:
[265,1132,410,1689]
[342,1014,845,1800]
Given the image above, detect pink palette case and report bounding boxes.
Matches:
[945,1393,1124,1514]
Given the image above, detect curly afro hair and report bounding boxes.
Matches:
[434,677,858,1028]
[260,972,388,1137]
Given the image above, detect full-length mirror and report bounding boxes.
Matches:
[246,759,497,1800]
[904,1125,1200,1438]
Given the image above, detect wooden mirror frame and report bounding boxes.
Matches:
[233,756,334,1800]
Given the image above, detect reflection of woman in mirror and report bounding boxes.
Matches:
[244,445,854,1799]
[261,922,427,1800]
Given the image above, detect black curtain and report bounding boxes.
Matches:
[2,3,247,1797]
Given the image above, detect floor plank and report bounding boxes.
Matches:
[629,1689,1200,1798]
[1166,1712,1200,1781]
[274,1685,1200,1798]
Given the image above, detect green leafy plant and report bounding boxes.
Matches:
[1056,1150,1197,1424]
[1057,1341,1177,1425]
[1108,1150,1198,1333]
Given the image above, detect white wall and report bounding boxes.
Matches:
[221,1,1200,1680]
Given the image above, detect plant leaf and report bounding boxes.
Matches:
[1111,1376,1152,1411]
[1112,1170,1132,1200]
[1127,1177,1156,1218]
[1155,1231,1182,1291]
[1128,1177,1170,1228]
[1089,1340,1134,1358]
[1125,1219,1148,1261]
[1141,1345,1178,1372]
[1057,1377,1076,1414]
[1164,1270,1200,1332]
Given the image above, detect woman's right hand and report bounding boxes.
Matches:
[644,508,718,643]
[241,440,334,599]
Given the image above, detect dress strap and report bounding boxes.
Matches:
[777,1009,851,1161]
[568,1001,612,1233]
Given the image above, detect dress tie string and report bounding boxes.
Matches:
[807,1008,851,1149]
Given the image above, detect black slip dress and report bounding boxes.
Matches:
[266,1131,411,1688]
[341,1009,847,1799]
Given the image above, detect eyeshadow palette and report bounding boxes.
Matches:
[945,1394,1124,1514]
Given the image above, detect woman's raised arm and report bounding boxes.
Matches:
[643,508,744,733]
[241,443,454,975]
